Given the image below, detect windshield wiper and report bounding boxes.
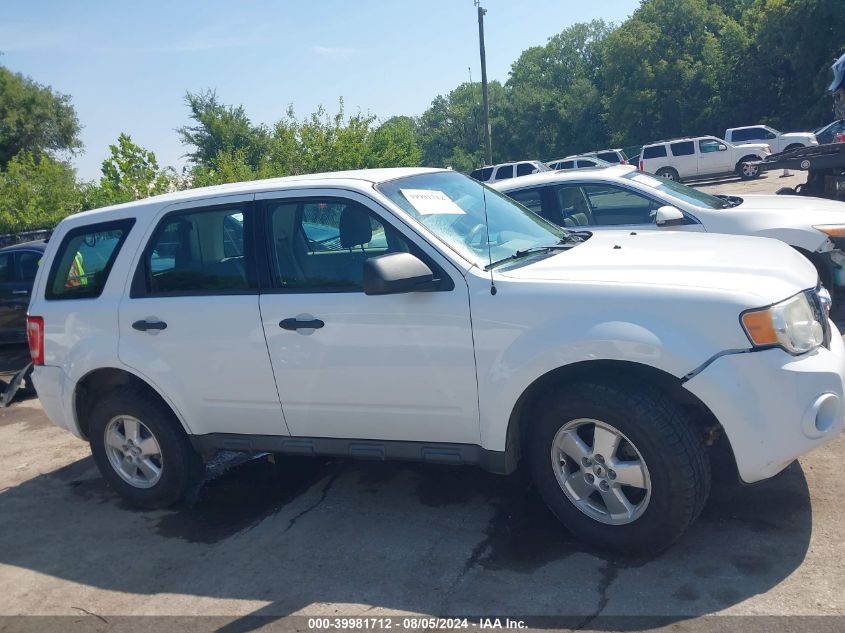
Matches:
[485,240,575,270]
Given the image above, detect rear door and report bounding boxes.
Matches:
[668,141,697,178]
[256,189,479,444]
[118,195,288,437]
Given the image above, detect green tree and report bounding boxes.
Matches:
[0,152,82,233]
[0,65,82,167]
[85,133,174,207]
[504,20,614,158]
[177,90,268,171]
[366,116,422,168]
[600,0,748,145]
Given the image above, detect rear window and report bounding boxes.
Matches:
[670,141,695,156]
[642,145,667,159]
[46,219,134,300]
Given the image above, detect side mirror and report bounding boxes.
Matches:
[655,206,687,227]
[363,252,437,296]
[718,144,727,151]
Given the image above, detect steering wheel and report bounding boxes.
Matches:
[465,223,487,247]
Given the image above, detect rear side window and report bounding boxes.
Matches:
[139,205,252,296]
[642,145,667,159]
[46,219,134,300]
[16,252,40,281]
[670,141,695,156]
[470,167,494,181]
[516,162,536,177]
[494,165,513,180]
[508,188,544,214]
[596,152,619,163]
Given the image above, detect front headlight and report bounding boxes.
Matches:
[813,224,845,237]
[741,292,824,355]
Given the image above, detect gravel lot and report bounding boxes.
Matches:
[0,173,843,630]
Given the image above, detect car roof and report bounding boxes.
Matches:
[490,164,636,191]
[0,240,48,253]
[65,167,448,222]
[643,136,719,146]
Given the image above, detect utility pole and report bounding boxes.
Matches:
[475,1,492,166]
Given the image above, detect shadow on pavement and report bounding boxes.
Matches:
[0,448,813,628]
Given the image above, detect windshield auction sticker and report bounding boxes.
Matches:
[400,189,466,215]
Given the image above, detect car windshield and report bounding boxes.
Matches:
[377,171,569,269]
[622,171,738,209]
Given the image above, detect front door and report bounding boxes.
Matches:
[257,190,480,444]
[697,139,733,176]
[118,195,289,437]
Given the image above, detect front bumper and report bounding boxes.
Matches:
[684,323,845,483]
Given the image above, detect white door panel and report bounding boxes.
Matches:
[260,290,479,443]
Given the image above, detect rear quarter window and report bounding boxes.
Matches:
[46,219,135,300]
[642,145,667,159]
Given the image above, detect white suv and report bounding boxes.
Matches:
[468,160,549,183]
[28,168,844,553]
[725,125,818,154]
[639,136,771,181]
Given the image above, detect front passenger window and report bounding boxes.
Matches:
[580,185,657,226]
[265,199,412,291]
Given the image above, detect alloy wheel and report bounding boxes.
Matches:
[104,415,163,488]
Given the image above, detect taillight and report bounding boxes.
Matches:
[27,316,44,365]
[639,159,644,171]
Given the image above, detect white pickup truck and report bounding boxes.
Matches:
[27,168,845,554]
[725,125,818,154]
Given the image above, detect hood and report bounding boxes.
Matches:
[498,230,815,303]
[781,132,816,141]
[730,194,845,225]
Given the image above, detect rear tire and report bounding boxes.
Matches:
[528,379,710,554]
[655,167,680,182]
[89,387,204,508]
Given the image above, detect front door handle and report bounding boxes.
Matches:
[279,318,324,331]
[132,319,167,332]
[12,289,29,295]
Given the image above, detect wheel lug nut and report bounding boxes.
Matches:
[594,454,605,464]
[599,481,610,491]
[581,457,592,467]
[585,473,595,483]
[608,470,616,480]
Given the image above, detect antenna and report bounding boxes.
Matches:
[480,183,497,296]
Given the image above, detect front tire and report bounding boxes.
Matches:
[737,156,762,180]
[89,387,204,508]
[528,379,710,554]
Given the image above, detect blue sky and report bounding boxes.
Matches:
[1,0,640,180]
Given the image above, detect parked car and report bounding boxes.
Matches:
[0,240,45,344]
[725,125,818,153]
[546,156,611,170]
[814,119,845,145]
[468,160,549,183]
[493,164,845,298]
[29,168,844,553]
[580,148,629,165]
[639,136,771,181]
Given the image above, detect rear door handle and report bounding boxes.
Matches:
[12,289,28,295]
[279,318,324,331]
[132,320,167,332]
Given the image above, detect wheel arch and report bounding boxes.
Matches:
[735,153,763,172]
[73,367,190,441]
[503,359,736,476]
